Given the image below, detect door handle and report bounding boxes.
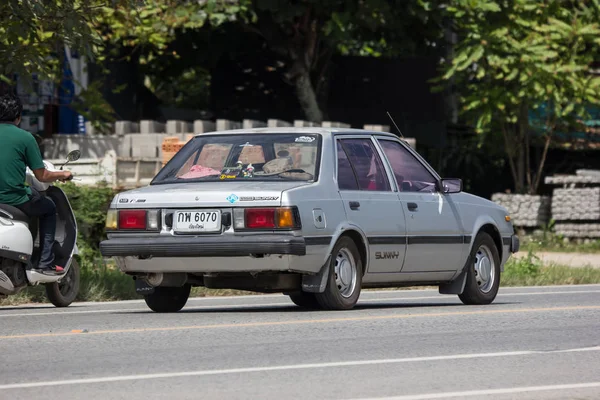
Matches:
[349,201,360,210]
[407,202,418,211]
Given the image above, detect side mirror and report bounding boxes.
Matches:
[440,178,462,194]
[67,150,81,162]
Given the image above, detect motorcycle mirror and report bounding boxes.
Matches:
[67,150,81,162]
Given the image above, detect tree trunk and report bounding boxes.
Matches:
[294,70,323,123]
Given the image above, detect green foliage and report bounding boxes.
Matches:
[522,231,600,254]
[435,0,600,194]
[60,181,117,250]
[502,259,600,286]
[505,251,542,278]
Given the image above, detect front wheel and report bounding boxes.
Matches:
[458,232,501,305]
[144,284,191,313]
[315,236,363,310]
[288,292,321,309]
[46,259,81,308]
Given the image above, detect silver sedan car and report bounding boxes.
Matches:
[100,128,519,312]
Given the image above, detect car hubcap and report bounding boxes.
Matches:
[334,248,357,298]
[474,244,495,293]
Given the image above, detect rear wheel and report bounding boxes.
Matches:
[288,292,321,309]
[46,259,80,308]
[144,284,191,313]
[459,232,501,305]
[315,236,363,310]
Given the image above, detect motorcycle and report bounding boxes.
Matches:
[0,150,81,307]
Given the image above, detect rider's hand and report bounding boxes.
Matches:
[59,171,73,182]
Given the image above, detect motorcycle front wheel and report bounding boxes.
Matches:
[45,258,81,307]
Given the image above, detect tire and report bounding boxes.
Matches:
[315,236,363,310]
[458,232,501,305]
[144,284,191,313]
[288,292,321,309]
[45,259,81,308]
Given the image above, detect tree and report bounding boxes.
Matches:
[96,0,444,122]
[434,0,600,194]
[240,0,443,122]
[0,0,246,120]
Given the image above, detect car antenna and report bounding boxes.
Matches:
[386,111,404,139]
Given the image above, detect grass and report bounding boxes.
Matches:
[520,231,600,254]
[2,251,600,307]
[502,251,600,286]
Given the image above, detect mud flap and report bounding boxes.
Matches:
[301,255,331,293]
[439,267,468,295]
[135,278,155,295]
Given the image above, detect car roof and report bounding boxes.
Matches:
[193,127,400,139]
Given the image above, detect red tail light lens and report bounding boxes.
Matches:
[245,208,276,229]
[119,210,147,230]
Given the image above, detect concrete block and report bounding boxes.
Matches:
[243,119,267,129]
[166,120,192,134]
[403,138,417,149]
[364,124,391,132]
[294,120,320,127]
[193,120,216,134]
[115,121,140,135]
[129,134,165,158]
[85,121,114,136]
[322,121,351,128]
[491,193,551,227]
[216,119,242,131]
[267,119,292,127]
[140,120,166,134]
[551,188,600,220]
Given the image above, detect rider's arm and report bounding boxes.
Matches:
[32,168,72,183]
[24,133,71,183]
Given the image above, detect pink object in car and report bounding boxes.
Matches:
[179,165,221,179]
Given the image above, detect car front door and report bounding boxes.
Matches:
[375,137,465,274]
[335,136,407,273]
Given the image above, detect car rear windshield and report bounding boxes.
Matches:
[152,133,321,184]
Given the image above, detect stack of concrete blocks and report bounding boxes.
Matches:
[490,193,551,228]
[545,170,600,238]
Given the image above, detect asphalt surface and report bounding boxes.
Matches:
[1,285,600,400]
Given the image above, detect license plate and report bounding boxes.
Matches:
[173,210,221,233]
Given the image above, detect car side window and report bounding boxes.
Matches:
[338,138,391,191]
[378,139,437,193]
[336,141,359,190]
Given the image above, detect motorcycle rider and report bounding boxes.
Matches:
[0,93,73,275]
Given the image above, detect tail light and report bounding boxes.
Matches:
[106,209,161,231]
[119,210,147,230]
[233,207,301,231]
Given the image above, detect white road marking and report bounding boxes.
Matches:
[349,382,600,399]
[1,289,599,318]
[1,346,599,390]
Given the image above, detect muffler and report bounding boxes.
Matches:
[0,271,17,295]
[145,272,188,287]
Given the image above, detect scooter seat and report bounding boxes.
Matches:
[0,204,30,224]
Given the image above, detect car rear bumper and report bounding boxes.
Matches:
[100,234,306,258]
[510,234,520,253]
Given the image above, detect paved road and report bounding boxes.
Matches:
[1,285,600,400]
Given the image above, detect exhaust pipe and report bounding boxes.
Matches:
[145,272,188,287]
[0,271,17,295]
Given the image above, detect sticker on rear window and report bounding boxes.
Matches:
[295,136,315,143]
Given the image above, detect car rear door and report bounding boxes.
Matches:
[335,135,407,273]
[374,137,465,274]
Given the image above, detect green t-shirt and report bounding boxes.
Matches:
[0,123,45,206]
